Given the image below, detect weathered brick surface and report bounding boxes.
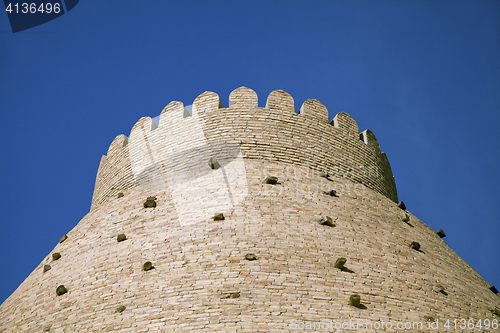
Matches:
[1,87,498,332]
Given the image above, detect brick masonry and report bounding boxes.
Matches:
[0,87,498,332]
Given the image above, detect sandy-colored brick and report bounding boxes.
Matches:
[1,87,498,332]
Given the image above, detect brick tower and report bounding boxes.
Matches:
[1,87,498,332]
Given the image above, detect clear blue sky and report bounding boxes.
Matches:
[1,1,499,305]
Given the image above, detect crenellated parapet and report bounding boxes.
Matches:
[91,87,398,210]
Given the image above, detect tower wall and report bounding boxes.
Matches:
[1,88,498,332]
[91,87,397,211]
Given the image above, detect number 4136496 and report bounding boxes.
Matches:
[5,3,61,14]
[444,319,498,330]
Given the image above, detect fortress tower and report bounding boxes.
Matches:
[1,87,498,332]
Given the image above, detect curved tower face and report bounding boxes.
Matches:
[1,87,498,332]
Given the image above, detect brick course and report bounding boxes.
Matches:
[1,87,498,332]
